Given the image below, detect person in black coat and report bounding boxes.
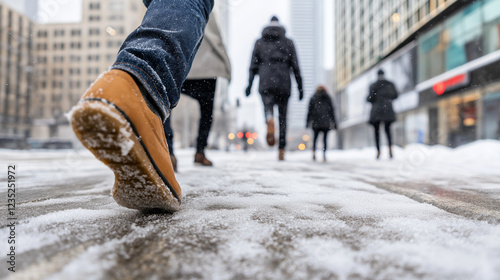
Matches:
[306,86,337,162]
[246,16,304,161]
[367,69,398,159]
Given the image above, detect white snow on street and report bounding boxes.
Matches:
[1,141,500,279]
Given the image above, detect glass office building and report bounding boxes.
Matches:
[337,0,500,149]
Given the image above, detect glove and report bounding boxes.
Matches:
[245,86,252,97]
[299,88,304,101]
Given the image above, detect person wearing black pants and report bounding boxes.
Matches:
[312,129,329,161]
[163,79,217,168]
[163,15,231,170]
[367,69,398,159]
[371,121,392,158]
[261,90,290,151]
[306,86,337,162]
[246,16,303,161]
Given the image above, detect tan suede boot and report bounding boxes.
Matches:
[194,152,213,166]
[69,70,181,212]
[266,119,275,146]
[279,149,285,161]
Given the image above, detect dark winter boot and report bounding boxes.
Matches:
[279,149,285,161]
[389,146,393,159]
[376,150,381,160]
[312,151,316,161]
[266,119,275,146]
[194,152,213,166]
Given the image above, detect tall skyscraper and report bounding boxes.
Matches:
[289,0,325,131]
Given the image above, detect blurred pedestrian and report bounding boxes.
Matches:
[367,69,398,159]
[69,0,213,212]
[306,86,337,162]
[245,16,304,161]
[163,15,231,171]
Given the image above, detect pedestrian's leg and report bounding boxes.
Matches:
[113,0,214,121]
[260,92,275,121]
[261,91,276,146]
[183,79,217,166]
[163,115,174,155]
[323,129,328,161]
[69,0,213,212]
[312,129,320,161]
[162,115,178,172]
[277,93,290,160]
[385,122,393,158]
[372,122,381,159]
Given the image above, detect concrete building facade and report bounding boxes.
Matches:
[0,2,35,148]
[32,0,146,141]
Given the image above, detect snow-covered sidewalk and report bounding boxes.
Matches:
[1,141,500,279]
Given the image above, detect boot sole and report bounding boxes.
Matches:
[70,100,181,212]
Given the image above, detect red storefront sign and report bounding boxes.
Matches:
[432,73,469,95]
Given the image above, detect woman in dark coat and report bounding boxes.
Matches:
[367,69,398,159]
[306,86,337,162]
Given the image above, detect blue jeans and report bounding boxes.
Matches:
[112,0,214,122]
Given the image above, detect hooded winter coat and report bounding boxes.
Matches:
[367,79,398,124]
[248,23,303,94]
[307,89,337,130]
[187,16,231,82]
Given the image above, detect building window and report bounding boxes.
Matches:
[89,28,100,36]
[37,30,48,38]
[71,29,81,36]
[89,3,101,10]
[89,15,101,22]
[88,41,101,48]
[53,29,65,37]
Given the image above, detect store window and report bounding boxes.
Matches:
[483,92,500,140]
[482,0,500,54]
[442,94,479,147]
[418,0,500,82]
[418,26,444,82]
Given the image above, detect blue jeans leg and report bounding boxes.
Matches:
[112,0,214,122]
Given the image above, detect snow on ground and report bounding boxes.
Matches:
[1,141,500,279]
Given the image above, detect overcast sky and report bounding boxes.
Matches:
[0,0,82,23]
[37,0,82,23]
